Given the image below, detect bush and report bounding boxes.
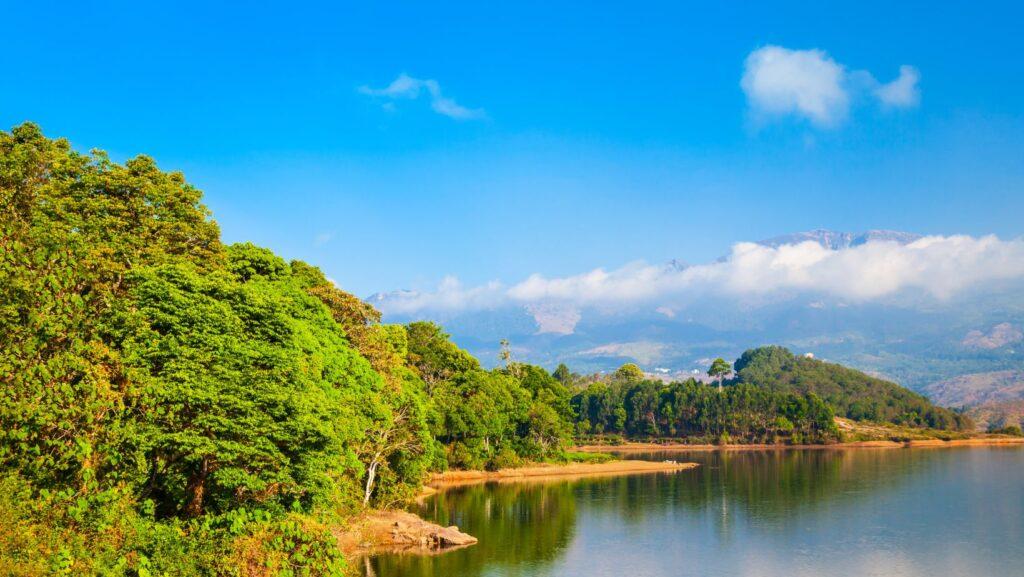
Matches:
[487,447,523,471]
[564,451,615,464]
[225,513,346,577]
[0,474,350,577]
[988,424,1023,437]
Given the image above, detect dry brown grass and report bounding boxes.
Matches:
[429,460,698,487]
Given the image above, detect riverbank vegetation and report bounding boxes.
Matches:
[0,124,974,575]
[0,124,571,575]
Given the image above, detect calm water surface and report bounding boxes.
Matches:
[368,448,1024,577]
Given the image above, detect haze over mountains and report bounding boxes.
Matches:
[371,230,1024,411]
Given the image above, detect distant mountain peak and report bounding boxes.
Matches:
[664,258,689,272]
[366,288,419,303]
[757,229,922,250]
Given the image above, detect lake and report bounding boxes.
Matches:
[366,447,1024,577]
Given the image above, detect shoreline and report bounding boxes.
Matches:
[339,439,1024,562]
[340,458,698,561]
[573,436,1024,453]
[428,459,699,488]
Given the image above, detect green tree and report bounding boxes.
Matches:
[118,252,383,516]
[614,363,644,383]
[406,321,480,389]
[1,123,222,494]
[552,363,573,386]
[708,357,732,393]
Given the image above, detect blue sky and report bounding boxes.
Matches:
[3,1,1023,297]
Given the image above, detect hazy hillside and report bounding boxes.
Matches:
[923,370,1024,407]
[964,400,1024,431]
[922,370,1024,430]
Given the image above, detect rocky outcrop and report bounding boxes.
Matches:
[335,510,477,557]
[388,517,477,549]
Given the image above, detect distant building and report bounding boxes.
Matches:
[804,352,815,359]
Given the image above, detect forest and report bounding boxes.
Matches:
[731,346,972,430]
[0,124,968,575]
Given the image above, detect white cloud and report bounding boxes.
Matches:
[742,46,849,127]
[875,65,921,108]
[655,306,676,318]
[359,73,484,120]
[375,276,503,315]
[741,45,920,127]
[374,235,1024,317]
[314,231,334,247]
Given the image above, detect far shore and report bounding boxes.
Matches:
[573,436,1024,453]
[428,459,699,488]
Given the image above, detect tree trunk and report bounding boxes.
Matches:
[184,456,209,517]
[363,458,379,507]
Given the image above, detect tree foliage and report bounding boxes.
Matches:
[1,123,223,495]
[406,322,574,469]
[572,368,838,444]
[0,124,433,573]
[733,346,971,430]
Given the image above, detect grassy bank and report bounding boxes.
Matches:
[428,460,699,487]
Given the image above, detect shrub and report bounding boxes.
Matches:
[988,424,1023,437]
[487,447,523,471]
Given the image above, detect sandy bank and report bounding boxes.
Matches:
[429,459,699,488]
[334,509,476,558]
[573,436,1024,453]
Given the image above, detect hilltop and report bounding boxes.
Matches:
[733,346,971,430]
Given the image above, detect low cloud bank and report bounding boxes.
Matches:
[375,235,1024,317]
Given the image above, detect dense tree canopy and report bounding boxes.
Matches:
[733,346,971,430]
[0,124,440,574]
[406,322,573,469]
[1,122,223,496]
[571,366,838,444]
[119,251,386,518]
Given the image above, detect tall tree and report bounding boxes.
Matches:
[708,358,732,393]
[552,363,573,386]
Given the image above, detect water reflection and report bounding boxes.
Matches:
[368,448,1024,577]
[371,482,577,576]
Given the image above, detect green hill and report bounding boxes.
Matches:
[733,346,972,431]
